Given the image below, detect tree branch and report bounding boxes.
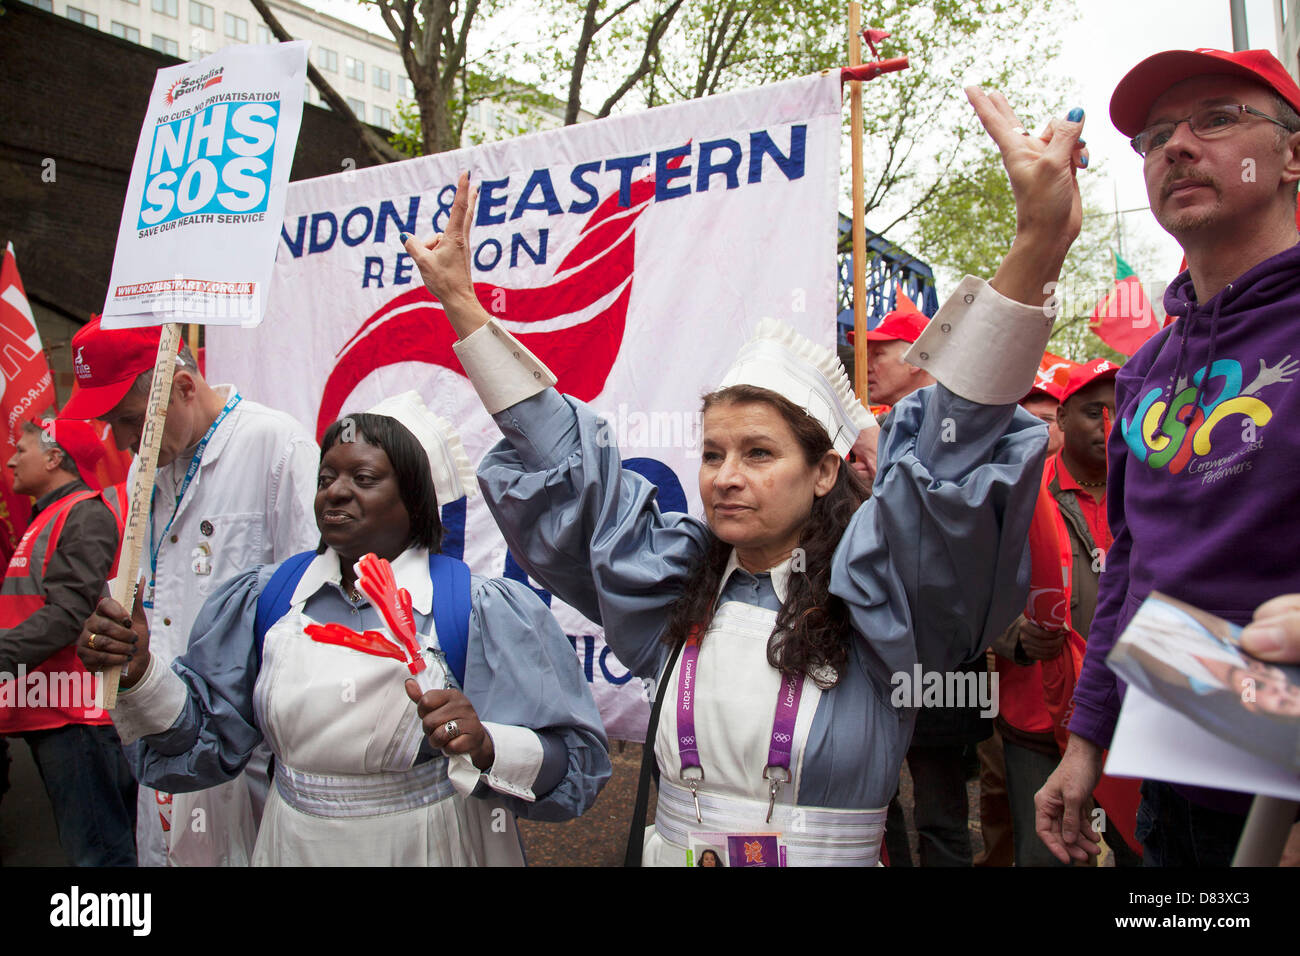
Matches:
[248,0,400,164]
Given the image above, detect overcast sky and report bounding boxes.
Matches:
[310,0,1286,291]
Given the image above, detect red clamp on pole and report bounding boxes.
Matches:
[840,56,909,84]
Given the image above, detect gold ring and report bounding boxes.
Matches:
[88,633,98,650]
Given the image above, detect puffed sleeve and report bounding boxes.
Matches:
[117,565,273,794]
[830,385,1045,686]
[478,387,712,679]
[829,272,1059,691]
[458,576,612,821]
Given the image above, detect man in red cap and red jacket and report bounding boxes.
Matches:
[62,316,318,867]
[0,418,134,865]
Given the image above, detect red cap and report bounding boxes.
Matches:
[1111,48,1300,137]
[61,315,179,420]
[1021,384,1062,404]
[862,308,928,344]
[1059,358,1120,403]
[40,418,107,489]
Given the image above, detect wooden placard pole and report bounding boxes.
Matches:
[1231,795,1298,866]
[101,322,182,709]
[848,2,869,408]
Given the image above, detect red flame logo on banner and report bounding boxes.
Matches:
[315,158,683,438]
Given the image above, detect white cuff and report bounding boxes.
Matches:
[904,276,1055,405]
[445,722,543,803]
[451,319,558,415]
[111,655,188,744]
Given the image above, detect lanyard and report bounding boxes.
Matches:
[675,626,805,825]
[144,391,241,608]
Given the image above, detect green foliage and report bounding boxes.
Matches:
[389,98,424,158]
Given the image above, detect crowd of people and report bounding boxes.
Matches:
[1,44,1299,867]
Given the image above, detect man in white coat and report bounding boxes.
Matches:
[63,317,318,866]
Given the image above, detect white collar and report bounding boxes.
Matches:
[290,546,434,615]
[720,548,794,604]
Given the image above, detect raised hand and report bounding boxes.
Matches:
[966,88,1088,306]
[402,171,491,338]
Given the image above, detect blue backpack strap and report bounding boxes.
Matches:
[428,552,472,688]
[254,551,317,667]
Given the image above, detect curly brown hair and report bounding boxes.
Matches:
[662,385,871,688]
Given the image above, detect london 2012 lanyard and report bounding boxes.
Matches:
[675,629,805,824]
[143,391,241,609]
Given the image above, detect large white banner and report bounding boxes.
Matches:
[102,41,309,328]
[210,71,843,739]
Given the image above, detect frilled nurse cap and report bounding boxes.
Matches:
[366,391,478,503]
[715,318,875,457]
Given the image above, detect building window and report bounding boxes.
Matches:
[188,1,213,29]
[345,56,364,81]
[373,106,392,129]
[346,97,366,121]
[256,25,270,44]
[304,83,313,104]
[373,66,391,91]
[111,21,141,43]
[152,0,178,18]
[152,34,180,56]
[32,0,54,8]
[398,76,415,98]
[317,48,338,73]
[65,6,98,27]
[224,13,247,41]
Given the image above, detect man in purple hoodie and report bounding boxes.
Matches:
[1036,49,1300,866]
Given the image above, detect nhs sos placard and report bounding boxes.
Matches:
[102,41,308,328]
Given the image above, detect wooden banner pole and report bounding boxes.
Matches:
[101,321,181,709]
[848,2,869,407]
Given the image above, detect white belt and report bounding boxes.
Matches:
[274,759,455,819]
[656,778,886,867]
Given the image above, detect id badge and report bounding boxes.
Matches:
[687,831,787,867]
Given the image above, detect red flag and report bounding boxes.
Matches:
[1033,351,1080,400]
[0,243,57,569]
[1089,252,1160,357]
[85,420,133,489]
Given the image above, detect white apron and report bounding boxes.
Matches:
[642,600,886,866]
[248,606,524,866]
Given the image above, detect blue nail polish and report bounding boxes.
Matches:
[1067,108,1084,123]
[399,232,410,243]
[1079,155,1089,168]
[1077,138,1087,146]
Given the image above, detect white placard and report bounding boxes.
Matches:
[102,41,309,328]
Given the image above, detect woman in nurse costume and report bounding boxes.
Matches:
[79,393,610,866]
[406,90,1088,865]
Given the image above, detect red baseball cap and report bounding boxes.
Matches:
[1059,358,1120,403]
[61,315,180,421]
[1111,48,1300,137]
[40,418,106,489]
[862,308,928,344]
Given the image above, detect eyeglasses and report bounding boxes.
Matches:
[1130,104,1296,157]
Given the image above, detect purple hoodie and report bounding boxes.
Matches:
[1069,240,1300,812]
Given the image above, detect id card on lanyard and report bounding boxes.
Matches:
[143,392,241,609]
[675,629,805,835]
